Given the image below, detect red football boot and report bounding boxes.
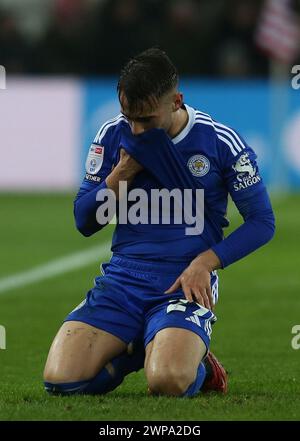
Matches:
[202,351,228,394]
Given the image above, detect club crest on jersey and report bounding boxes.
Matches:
[85,144,104,175]
[188,155,210,177]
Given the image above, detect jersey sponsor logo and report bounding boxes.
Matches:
[232,153,261,191]
[85,173,101,183]
[85,144,104,175]
[187,155,210,177]
[94,146,103,155]
[233,153,256,177]
[233,175,261,191]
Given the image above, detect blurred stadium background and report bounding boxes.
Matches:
[0,0,300,421]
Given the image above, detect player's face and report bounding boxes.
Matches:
[120,90,183,136]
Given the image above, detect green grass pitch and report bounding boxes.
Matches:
[0,193,299,421]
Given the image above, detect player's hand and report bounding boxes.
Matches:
[165,261,213,310]
[164,250,221,310]
[106,148,143,197]
[117,148,143,177]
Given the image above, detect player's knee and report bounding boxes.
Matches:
[43,363,87,385]
[147,368,193,397]
[43,352,103,385]
[43,369,89,395]
[43,363,121,396]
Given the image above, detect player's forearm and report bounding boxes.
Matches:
[74,181,111,236]
[193,249,222,272]
[212,214,274,268]
[211,189,275,268]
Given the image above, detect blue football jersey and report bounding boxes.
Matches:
[77,104,267,263]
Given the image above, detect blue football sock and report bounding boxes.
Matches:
[183,362,207,397]
[44,379,90,395]
[85,345,145,395]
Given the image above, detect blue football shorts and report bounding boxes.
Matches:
[64,254,218,351]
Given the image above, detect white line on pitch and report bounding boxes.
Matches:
[0,242,111,295]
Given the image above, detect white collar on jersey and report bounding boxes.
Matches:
[172,104,195,145]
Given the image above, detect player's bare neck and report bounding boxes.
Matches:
[169,108,188,139]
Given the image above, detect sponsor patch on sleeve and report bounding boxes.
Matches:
[85,173,101,183]
[85,144,104,175]
[232,152,261,191]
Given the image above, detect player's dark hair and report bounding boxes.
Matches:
[117,48,178,115]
